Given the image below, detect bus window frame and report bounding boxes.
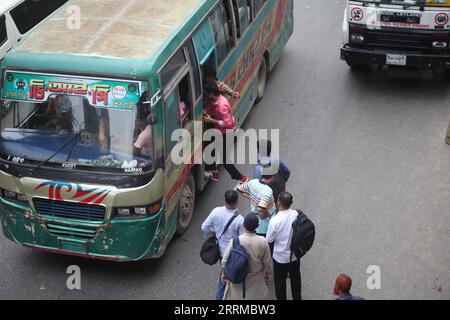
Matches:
[186,39,203,104]
[232,0,253,39]
[161,47,197,157]
[210,0,238,70]
[252,0,267,18]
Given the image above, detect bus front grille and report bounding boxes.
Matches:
[46,223,98,240]
[33,198,106,222]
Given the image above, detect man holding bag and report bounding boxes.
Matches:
[201,190,244,300]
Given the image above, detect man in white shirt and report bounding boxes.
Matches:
[201,190,244,300]
[266,191,302,300]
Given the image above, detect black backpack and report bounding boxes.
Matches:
[200,214,238,265]
[290,209,315,259]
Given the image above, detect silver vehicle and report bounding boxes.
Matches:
[0,0,68,60]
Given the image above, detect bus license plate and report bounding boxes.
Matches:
[59,240,87,253]
[386,54,407,66]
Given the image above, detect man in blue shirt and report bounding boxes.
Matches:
[201,190,244,300]
[254,140,291,202]
[333,274,365,300]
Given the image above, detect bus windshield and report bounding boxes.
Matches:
[0,95,153,172]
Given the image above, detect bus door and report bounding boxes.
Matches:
[161,48,199,221]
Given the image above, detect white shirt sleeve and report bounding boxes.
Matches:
[201,210,216,238]
[266,218,276,244]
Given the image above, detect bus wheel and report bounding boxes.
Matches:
[176,173,196,235]
[255,58,267,103]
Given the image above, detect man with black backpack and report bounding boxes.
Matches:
[266,192,303,300]
[201,190,244,300]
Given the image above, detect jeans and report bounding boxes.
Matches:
[216,269,226,300]
[273,258,302,300]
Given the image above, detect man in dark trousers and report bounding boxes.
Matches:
[266,191,302,300]
[334,274,365,300]
[201,190,244,300]
[203,85,248,183]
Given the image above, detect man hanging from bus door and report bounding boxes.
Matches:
[203,85,248,184]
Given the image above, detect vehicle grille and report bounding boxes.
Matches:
[33,198,106,222]
[366,29,440,51]
[46,222,98,240]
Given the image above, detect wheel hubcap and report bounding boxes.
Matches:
[179,184,194,228]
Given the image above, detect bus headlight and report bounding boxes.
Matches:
[114,200,162,219]
[0,188,28,204]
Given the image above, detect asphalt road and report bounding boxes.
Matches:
[0,0,449,300]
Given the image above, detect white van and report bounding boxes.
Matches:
[0,0,68,61]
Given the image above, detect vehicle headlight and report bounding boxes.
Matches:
[350,33,365,43]
[114,200,162,219]
[432,41,447,49]
[0,188,28,203]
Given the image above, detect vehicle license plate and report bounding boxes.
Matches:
[386,54,407,66]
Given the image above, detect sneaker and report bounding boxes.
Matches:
[239,176,249,184]
[233,176,249,190]
[205,171,220,182]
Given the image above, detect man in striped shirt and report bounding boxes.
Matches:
[237,173,277,236]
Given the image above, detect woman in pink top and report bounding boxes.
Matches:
[204,85,247,183]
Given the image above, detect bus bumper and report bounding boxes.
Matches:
[340,45,450,69]
[0,198,167,262]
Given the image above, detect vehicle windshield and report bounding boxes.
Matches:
[357,0,448,5]
[0,95,154,172]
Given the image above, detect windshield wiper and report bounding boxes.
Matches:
[30,130,84,176]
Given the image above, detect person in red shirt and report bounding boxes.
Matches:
[204,85,247,184]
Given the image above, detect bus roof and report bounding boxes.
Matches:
[0,0,23,14]
[3,0,211,79]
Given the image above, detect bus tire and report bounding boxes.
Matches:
[176,173,196,235]
[255,58,268,104]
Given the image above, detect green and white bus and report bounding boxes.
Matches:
[0,0,293,261]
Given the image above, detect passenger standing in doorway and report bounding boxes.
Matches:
[266,191,302,300]
[203,85,248,183]
[201,190,244,300]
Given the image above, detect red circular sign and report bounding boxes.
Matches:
[351,7,364,21]
[435,13,449,26]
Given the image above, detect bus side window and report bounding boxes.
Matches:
[164,90,181,152]
[210,1,235,66]
[233,0,252,38]
[160,49,187,89]
[164,72,194,152]
[186,40,202,100]
[252,0,267,17]
[178,73,193,128]
[0,15,7,47]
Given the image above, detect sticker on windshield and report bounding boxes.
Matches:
[2,71,143,110]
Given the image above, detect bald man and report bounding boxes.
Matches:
[333,274,365,300]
